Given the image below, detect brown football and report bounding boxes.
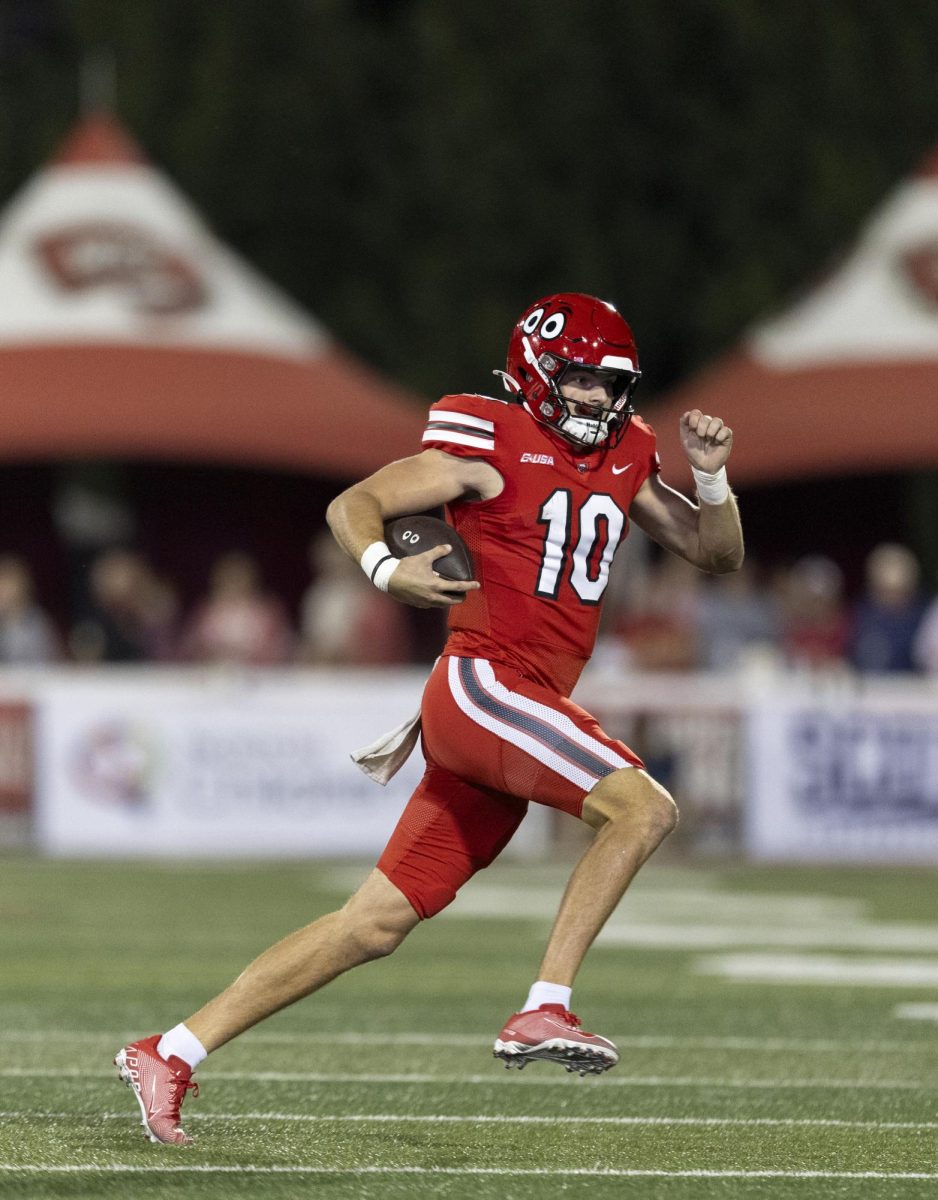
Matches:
[384,515,475,582]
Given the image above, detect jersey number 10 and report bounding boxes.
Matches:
[535,489,625,605]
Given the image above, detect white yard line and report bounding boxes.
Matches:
[597,923,938,951]
[0,1030,932,1053]
[0,1067,929,1090]
[697,953,938,986]
[895,1002,938,1022]
[0,1166,936,1180]
[0,1031,489,1046]
[2,1111,937,1130]
[407,882,867,922]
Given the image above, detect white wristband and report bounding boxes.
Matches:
[360,541,399,592]
[691,465,730,505]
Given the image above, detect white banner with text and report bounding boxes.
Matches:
[35,671,432,858]
[746,692,938,862]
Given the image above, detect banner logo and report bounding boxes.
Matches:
[70,720,157,809]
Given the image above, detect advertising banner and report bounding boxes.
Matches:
[747,694,938,862]
[35,671,431,858]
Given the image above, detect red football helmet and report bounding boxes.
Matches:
[501,292,641,449]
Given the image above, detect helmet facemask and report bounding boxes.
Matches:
[531,350,640,450]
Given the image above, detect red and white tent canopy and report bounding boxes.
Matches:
[649,149,938,488]
[0,112,425,477]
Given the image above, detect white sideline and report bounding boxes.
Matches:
[3,1111,938,1130]
[0,1067,929,1090]
[1,1166,936,1180]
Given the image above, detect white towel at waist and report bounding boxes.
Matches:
[350,711,421,785]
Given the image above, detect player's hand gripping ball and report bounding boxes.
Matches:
[383,515,474,582]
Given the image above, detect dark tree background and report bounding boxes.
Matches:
[1,0,937,620]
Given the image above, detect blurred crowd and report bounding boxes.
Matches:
[0,531,414,669]
[598,540,938,678]
[0,535,937,677]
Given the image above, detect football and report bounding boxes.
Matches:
[383,515,475,582]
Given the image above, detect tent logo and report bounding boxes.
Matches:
[900,241,938,310]
[35,221,208,315]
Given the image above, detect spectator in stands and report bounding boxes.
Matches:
[135,568,182,663]
[297,529,414,665]
[180,550,293,666]
[695,557,779,672]
[52,465,137,630]
[780,555,850,670]
[0,555,60,664]
[615,555,701,671]
[848,542,928,673]
[912,580,938,675]
[69,548,156,663]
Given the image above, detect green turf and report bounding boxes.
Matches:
[0,856,936,1199]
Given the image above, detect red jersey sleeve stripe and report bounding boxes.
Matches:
[423,407,496,452]
[430,409,495,433]
[422,428,495,450]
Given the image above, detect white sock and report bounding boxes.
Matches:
[157,1023,208,1071]
[522,981,572,1012]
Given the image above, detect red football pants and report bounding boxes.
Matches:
[377,655,642,918]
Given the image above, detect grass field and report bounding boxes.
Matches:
[1,853,937,1198]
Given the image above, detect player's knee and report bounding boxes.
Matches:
[340,888,419,961]
[584,769,678,839]
[337,868,421,961]
[360,923,406,961]
[625,781,677,842]
[343,909,410,961]
[645,782,679,839]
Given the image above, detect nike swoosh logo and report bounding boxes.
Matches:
[148,1076,166,1118]
[611,462,633,475]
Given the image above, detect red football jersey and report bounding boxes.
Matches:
[422,393,660,695]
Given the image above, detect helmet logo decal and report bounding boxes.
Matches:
[521,307,545,334]
[520,307,566,340]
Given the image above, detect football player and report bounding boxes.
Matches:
[115,292,743,1143]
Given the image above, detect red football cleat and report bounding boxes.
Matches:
[114,1035,199,1145]
[493,1003,619,1075]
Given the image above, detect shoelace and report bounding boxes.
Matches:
[167,1074,200,1112]
[535,1006,598,1037]
[558,1010,600,1037]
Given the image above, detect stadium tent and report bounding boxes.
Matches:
[0,112,426,478]
[648,148,938,488]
